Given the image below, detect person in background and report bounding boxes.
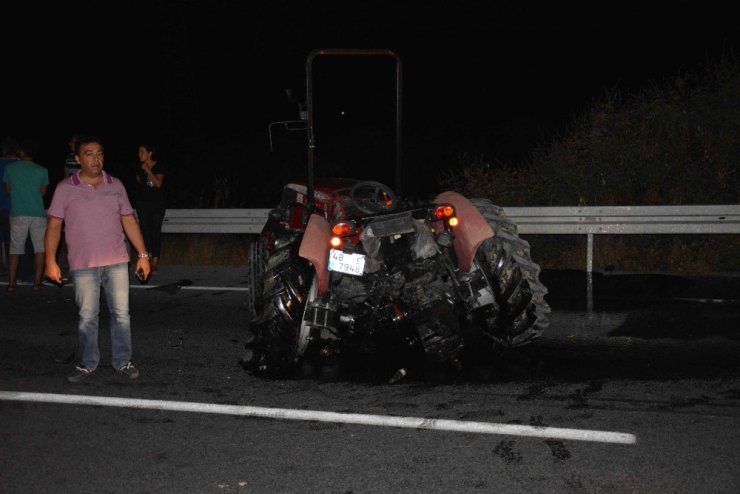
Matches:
[63,133,80,179]
[57,133,82,280]
[3,138,49,292]
[134,143,166,274]
[0,137,20,269]
[45,135,150,383]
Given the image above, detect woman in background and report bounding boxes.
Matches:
[135,143,167,274]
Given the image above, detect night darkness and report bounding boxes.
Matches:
[3,1,738,204]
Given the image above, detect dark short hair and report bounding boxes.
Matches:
[1,137,20,156]
[75,135,103,155]
[138,143,158,160]
[19,139,38,159]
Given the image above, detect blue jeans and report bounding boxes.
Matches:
[71,262,132,370]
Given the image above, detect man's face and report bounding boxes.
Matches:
[138,146,151,163]
[76,143,104,176]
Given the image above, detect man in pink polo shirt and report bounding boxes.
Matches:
[45,135,151,383]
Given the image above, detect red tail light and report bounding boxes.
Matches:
[330,221,356,249]
[332,222,355,237]
[431,204,459,229]
[434,204,455,219]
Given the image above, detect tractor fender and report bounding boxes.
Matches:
[434,191,494,273]
[298,213,331,295]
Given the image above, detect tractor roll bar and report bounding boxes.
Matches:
[305,48,403,209]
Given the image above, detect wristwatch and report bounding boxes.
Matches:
[138,253,150,259]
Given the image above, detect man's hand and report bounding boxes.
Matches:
[135,258,151,280]
[45,260,63,286]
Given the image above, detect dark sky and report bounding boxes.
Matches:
[3,1,738,200]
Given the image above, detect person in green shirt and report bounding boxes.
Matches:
[2,139,49,292]
[0,137,20,268]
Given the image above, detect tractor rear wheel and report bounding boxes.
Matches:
[470,199,551,348]
[245,237,268,316]
[242,238,313,377]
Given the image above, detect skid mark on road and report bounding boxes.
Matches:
[0,391,637,445]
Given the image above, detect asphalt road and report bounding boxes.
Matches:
[1,267,739,493]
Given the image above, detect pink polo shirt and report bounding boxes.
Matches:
[47,171,135,271]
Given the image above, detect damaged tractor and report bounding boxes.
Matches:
[242,50,550,381]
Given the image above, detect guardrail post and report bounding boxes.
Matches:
[587,233,594,312]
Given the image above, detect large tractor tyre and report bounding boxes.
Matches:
[242,239,313,378]
[470,198,551,347]
[245,237,268,317]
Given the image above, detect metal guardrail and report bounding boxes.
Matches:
[162,209,272,234]
[161,204,740,311]
[162,204,740,272]
[505,205,740,235]
[504,205,740,273]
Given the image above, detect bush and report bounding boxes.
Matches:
[439,57,740,273]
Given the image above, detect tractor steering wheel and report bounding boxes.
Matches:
[349,181,398,214]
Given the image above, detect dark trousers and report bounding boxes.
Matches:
[136,203,166,258]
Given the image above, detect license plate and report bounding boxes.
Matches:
[328,249,366,276]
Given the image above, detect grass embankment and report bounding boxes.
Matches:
[159,234,250,266]
[526,234,740,273]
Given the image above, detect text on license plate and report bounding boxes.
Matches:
[328,249,366,276]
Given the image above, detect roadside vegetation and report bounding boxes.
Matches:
[160,233,249,266]
[440,56,740,273]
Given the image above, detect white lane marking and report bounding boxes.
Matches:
[9,281,736,300]
[131,285,250,292]
[673,297,736,305]
[0,391,636,445]
[0,281,249,292]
